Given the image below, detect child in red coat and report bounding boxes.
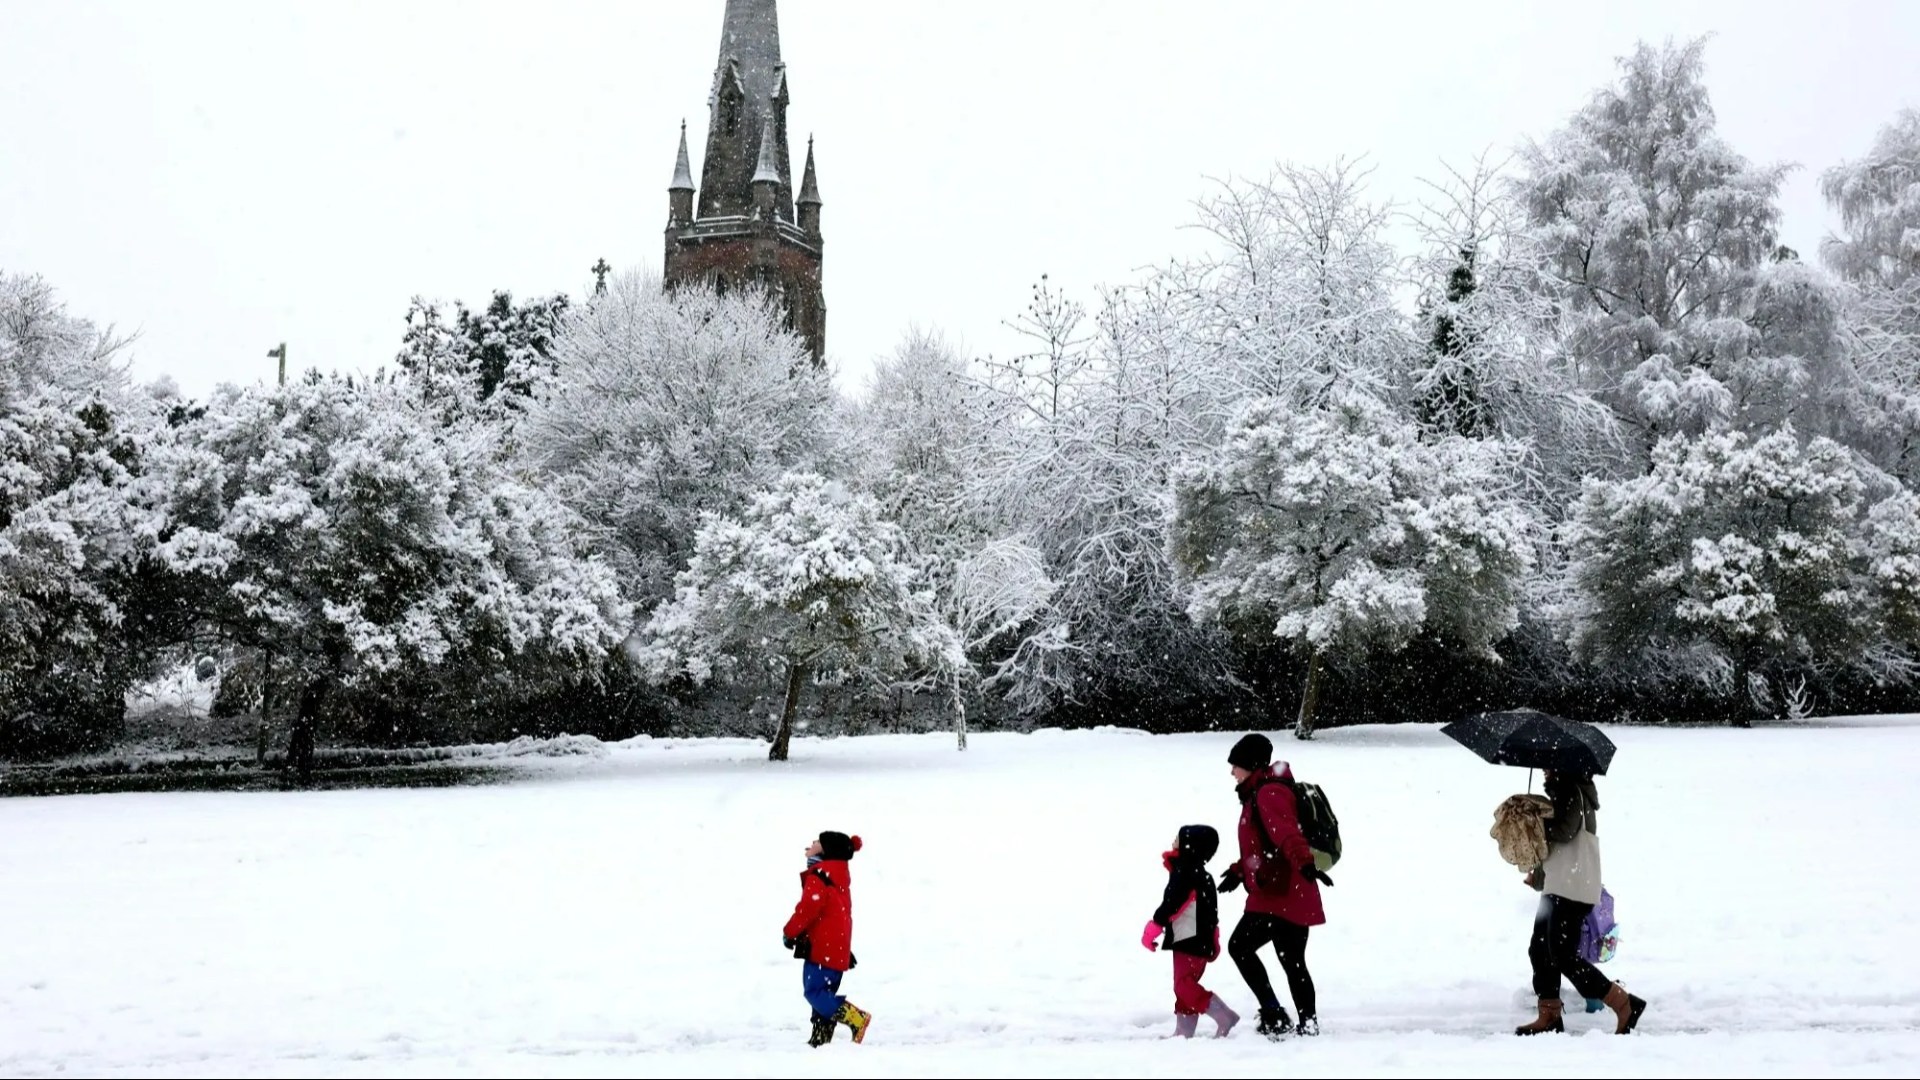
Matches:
[783,830,873,1047]
[1141,824,1241,1038]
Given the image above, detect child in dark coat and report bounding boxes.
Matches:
[1140,824,1241,1037]
[783,830,873,1047]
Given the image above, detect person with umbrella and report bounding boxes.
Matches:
[1441,710,1650,1037]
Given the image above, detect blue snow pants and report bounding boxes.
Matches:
[802,961,845,1020]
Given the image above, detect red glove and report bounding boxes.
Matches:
[1141,920,1162,951]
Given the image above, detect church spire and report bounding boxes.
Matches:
[664,0,824,367]
[697,0,792,221]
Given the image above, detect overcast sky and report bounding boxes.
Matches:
[2,1,1914,399]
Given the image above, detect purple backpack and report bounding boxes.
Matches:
[1578,887,1619,965]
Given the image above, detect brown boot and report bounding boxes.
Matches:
[1601,983,1647,1034]
[1514,996,1564,1036]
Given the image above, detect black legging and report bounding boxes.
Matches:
[1529,893,1612,1000]
[1229,912,1315,1019]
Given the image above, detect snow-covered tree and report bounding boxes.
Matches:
[1170,394,1535,738]
[0,272,134,411]
[395,289,570,414]
[1565,428,1876,723]
[846,330,1071,718]
[1863,490,1920,684]
[1407,157,1626,495]
[639,472,967,759]
[1184,159,1411,407]
[518,270,833,615]
[153,373,629,771]
[1822,108,1920,290]
[1821,109,1920,481]
[958,277,1238,722]
[0,398,165,755]
[847,329,987,568]
[0,274,159,755]
[1515,39,1794,449]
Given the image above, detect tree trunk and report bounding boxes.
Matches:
[770,660,807,762]
[256,648,273,766]
[1293,647,1325,741]
[953,688,968,752]
[288,677,322,783]
[1731,653,1762,729]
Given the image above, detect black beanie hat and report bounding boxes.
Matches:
[1228,732,1273,771]
[819,831,862,861]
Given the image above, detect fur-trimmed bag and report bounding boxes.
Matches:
[1491,793,1554,869]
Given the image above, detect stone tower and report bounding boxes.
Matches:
[664,0,825,366]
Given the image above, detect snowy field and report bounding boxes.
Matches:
[4,720,1920,1078]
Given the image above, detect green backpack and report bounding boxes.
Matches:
[1258,775,1343,873]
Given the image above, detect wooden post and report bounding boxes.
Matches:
[267,342,287,386]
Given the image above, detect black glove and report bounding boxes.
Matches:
[783,936,798,951]
[1219,867,1243,893]
[849,953,858,970]
[1301,864,1334,887]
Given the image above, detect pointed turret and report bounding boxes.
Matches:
[670,120,695,191]
[797,135,822,237]
[668,120,695,226]
[751,116,781,220]
[697,0,792,221]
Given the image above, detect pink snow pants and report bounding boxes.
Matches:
[1173,953,1216,1015]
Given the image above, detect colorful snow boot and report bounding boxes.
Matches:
[1601,983,1647,1034]
[836,1001,872,1044]
[1256,1006,1293,1041]
[1515,996,1565,1036]
[1206,996,1241,1038]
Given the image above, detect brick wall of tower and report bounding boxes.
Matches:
[664,231,825,366]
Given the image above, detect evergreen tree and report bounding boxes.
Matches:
[639,473,967,759]
[1170,394,1535,738]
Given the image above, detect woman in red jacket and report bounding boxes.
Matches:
[782,831,873,1047]
[1220,733,1330,1040]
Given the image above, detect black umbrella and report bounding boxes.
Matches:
[1440,709,1616,776]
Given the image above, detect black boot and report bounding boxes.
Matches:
[1256,1006,1293,1041]
[1294,1013,1320,1036]
[807,1014,835,1047]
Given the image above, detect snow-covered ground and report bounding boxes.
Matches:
[4,719,1919,1078]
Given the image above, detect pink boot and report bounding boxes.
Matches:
[1206,995,1241,1037]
